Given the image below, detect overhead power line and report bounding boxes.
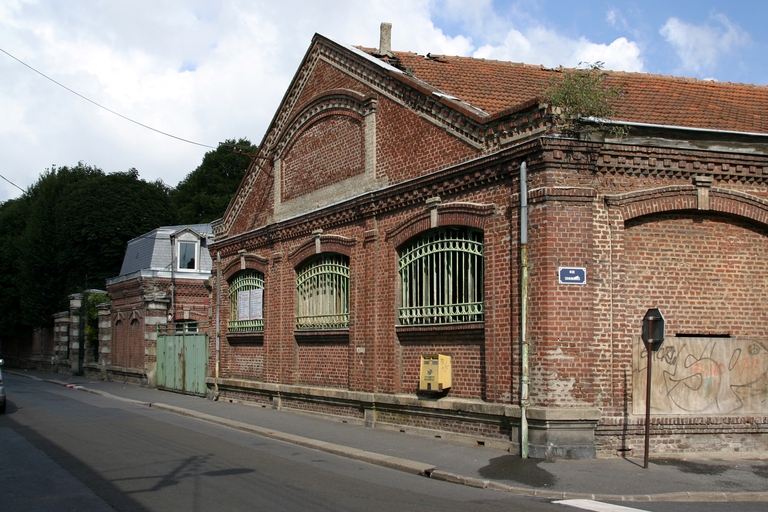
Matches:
[0,47,216,149]
[1,173,25,192]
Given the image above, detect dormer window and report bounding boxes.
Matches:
[178,241,198,271]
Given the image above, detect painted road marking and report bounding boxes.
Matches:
[554,500,650,512]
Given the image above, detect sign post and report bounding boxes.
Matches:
[641,308,665,469]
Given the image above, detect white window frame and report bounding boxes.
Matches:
[177,240,199,272]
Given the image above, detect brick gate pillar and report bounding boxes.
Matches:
[53,311,70,372]
[143,292,170,388]
[97,303,112,379]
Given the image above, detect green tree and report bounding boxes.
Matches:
[545,62,627,138]
[0,196,31,334]
[170,138,257,224]
[54,167,176,296]
[16,163,101,325]
[84,291,110,348]
[10,163,176,327]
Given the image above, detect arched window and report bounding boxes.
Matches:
[296,254,350,330]
[398,227,484,325]
[228,270,265,333]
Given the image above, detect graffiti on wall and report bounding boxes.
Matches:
[633,337,768,415]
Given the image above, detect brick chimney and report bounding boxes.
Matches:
[379,22,392,56]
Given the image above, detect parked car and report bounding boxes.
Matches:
[0,359,5,414]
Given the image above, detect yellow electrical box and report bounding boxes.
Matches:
[419,354,451,392]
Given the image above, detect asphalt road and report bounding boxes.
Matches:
[0,374,558,512]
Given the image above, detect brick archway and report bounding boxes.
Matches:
[387,201,494,248]
[606,185,768,228]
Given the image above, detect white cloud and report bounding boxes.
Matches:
[474,26,644,71]
[660,13,749,75]
[606,9,628,31]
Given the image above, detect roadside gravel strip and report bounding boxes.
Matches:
[17,374,768,503]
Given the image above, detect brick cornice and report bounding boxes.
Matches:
[527,187,597,204]
[540,137,768,183]
[599,145,766,183]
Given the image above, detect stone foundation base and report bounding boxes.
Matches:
[83,363,146,386]
[526,406,601,459]
[596,415,768,457]
[208,377,602,459]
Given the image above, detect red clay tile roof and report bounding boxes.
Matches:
[380,51,768,134]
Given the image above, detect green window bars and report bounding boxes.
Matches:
[398,227,484,325]
[296,254,350,330]
[228,270,265,333]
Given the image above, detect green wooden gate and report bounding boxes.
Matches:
[156,330,208,396]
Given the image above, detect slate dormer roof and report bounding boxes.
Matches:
[366,49,768,134]
[107,224,213,284]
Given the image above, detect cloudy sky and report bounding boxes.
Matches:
[2,0,766,203]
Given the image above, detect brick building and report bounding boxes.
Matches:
[208,27,768,458]
[105,224,213,385]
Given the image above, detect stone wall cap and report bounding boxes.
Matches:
[526,406,601,421]
[209,378,523,417]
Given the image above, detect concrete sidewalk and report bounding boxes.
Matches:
[6,369,768,503]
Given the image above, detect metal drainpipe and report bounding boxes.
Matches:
[170,234,175,327]
[215,251,221,398]
[520,161,530,459]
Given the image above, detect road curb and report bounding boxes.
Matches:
[427,469,768,502]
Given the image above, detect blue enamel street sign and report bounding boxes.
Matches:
[558,267,586,285]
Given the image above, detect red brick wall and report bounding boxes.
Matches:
[527,196,598,407]
[108,276,209,371]
[400,341,484,398]
[229,160,275,235]
[376,96,478,185]
[214,187,513,400]
[210,58,768,452]
[297,343,349,388]
[282,114,364,201]
[220,343,265,381]
[623,212,768,338]
[170,279,210,323]
[293,60,368,107]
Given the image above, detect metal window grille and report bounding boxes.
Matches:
[228,270,265,333]
[398,227,484,325]
[296,254,350,330]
